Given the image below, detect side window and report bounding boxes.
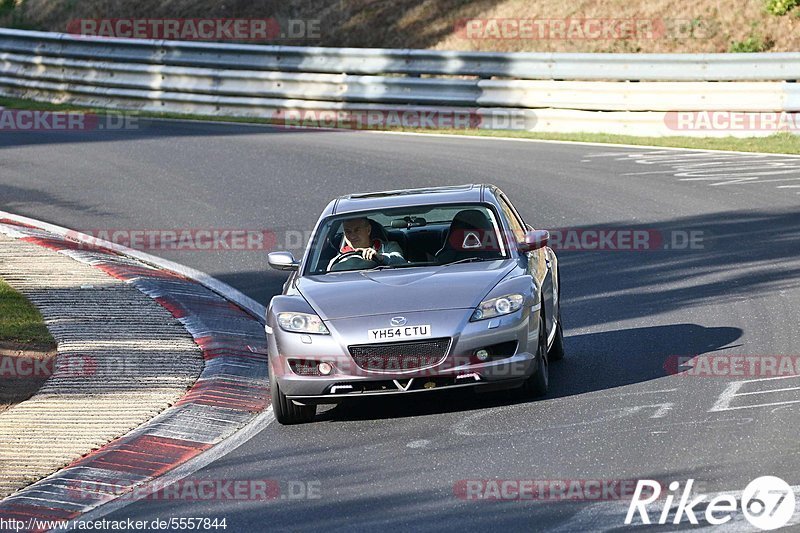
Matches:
[499,196,526,243]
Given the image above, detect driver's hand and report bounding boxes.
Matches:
[360,247,382,262]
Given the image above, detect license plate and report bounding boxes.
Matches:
[368,324,431,342]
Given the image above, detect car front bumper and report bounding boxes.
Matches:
[268,306,542,403]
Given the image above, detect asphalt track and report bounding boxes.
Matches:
[2,120,799,531]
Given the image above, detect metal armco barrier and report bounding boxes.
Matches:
[1,28,799,137]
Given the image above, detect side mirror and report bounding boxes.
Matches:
[518,230,549,253]
[268,251,299,271]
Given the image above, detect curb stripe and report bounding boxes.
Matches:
[0,219,271,531]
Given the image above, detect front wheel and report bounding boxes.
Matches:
[270,361,316,425]
[518,317,549,398]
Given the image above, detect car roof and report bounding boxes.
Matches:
[330,184,494,215]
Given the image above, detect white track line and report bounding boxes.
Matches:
[0,210,265,319]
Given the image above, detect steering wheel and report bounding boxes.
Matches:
[328,250,379,272]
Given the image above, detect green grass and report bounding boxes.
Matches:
[0,0,39,30]
[729,35,771,52]
[401,128,800,154]
[765,0,800,15]
[728,24,774,52]
[0,278,55,347]
[2,95,799,154]
[0,0,15,17]
[0,96,117,113]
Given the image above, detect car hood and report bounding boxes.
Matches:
[296,260,515,320]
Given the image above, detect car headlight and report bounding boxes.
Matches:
[277,312,330,334]
[471,294,524,321]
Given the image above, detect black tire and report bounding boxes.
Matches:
[519,317,549,398]
[270,361,316,425]
[548,313,565,361]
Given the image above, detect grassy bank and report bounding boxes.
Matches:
[0,277,54,348]
[0,277,56,410]
[2,0,800,53]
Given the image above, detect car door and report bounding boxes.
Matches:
[498,193,556,339]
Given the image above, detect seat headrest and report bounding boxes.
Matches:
[451,209,493,231]
[445,209,497,252]
[367,218,389,242]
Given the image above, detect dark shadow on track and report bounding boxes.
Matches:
[1,183,116,216]
[313,323,741,422]
[548,323,742,398]
[555,209,800,329]
[0,117,335,150]
[211,270,288,310]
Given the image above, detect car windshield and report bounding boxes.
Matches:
[304,204,508,275]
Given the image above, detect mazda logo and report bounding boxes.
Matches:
[390,316,407,327]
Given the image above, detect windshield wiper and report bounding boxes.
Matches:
[442,257,491,266]
[367,261,437,271]
[366,257,496,271]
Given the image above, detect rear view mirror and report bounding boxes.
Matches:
[268,251,299,271]
[518,230,549,253]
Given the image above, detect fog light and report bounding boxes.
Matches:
[318,362,333,375]
[475,349,490,362]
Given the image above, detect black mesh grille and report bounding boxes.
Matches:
[348,338,450,372]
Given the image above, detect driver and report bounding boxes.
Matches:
[328,217,406,271]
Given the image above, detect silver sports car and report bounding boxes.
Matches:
[266,184,564,424]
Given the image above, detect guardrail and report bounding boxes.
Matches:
[1,28,798,137]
